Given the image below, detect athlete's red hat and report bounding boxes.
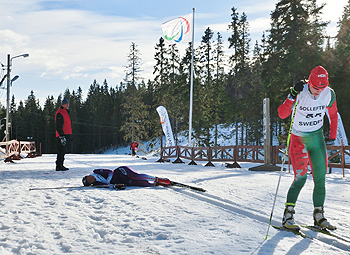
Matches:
[308,66,329,90]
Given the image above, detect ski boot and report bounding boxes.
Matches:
[314,206,336,230]
[282,205,300,231]
[154,177,171,187]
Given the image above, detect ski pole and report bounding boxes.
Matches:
[29,184,126,191]
[170,181,206,192]
[265,101,298,240]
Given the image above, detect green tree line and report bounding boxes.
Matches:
[1,0,349,153]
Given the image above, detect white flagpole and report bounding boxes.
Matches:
[188,8,195,147]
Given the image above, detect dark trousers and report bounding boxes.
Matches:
[56,135,71,168]
[131,149,137,156]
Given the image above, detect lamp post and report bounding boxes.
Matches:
[5,53,29,141]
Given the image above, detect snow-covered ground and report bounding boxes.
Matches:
[1,149,350,255]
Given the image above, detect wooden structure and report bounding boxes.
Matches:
[159,144,350,177]
[0,140,40,162]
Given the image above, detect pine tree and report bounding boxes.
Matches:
[263,0,328,143]
[195,27,215,146]
[42,95,56,153]
[177,43,195,141]
[24,91,43,143]
[153,37,171,143]
[227,7,252,146]
[332,0,350,136]
[153,37,169,104]
[121,42,148,143]
[212,32,228,146]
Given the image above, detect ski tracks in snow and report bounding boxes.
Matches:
[169,186,350,253]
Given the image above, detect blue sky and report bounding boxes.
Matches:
[0,0,347,107]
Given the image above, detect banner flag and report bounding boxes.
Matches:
[156,106,175,147]
[161,13,193,44]
[335,112,348,145]
[326,111,348,145]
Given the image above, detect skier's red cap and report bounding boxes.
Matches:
[308,66,329,90]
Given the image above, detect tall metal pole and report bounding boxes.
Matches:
[6,54,10,142]
[188,8,195,147]
[4,53,29,142]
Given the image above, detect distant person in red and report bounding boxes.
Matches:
[55,98,72,171]
[130,141,138,156]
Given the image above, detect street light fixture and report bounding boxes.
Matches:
[11,75,19,84]
[5,53,29,142]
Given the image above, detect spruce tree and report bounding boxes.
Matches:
[227,8,251,146]
[263,0,328,117]
[121,42,148,143]
[263,0,328,144]
[196,27,215,146]
[212,32,228,146]
[332,0,350,136]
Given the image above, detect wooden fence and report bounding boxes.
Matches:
[0,140,40,162]
[159,144,350,176]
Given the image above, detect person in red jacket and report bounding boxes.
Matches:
[55,98,72,171]
[278,66,338,231]
[130,141,138,156]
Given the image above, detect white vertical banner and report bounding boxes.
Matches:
[156,106,175,147]
[337,113,349,145]
[263,98,271,165]
[263,98,267,140]
[326,111,348,146]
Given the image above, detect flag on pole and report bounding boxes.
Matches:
[161,13,193,44]
[161,9,195,147]
[156,106,175,147]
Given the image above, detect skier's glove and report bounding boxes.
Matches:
[290,80,304,99]
[59,136,67,146]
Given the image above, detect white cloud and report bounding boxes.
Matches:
[108,66,125,79]
[321,0,348,22]
[0,6,162,86]
[0,29,30,45]
[0,0,348,105]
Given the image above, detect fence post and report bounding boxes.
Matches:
[173,146,184,164]
[225,145,241,168]
[205,146,215,167]
[189,146,197,165]
[157,146,165,162]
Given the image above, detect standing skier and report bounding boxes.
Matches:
[278,66,338,231]
[82,166,171,187]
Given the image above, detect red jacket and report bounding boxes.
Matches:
[55,107,72,137]
[130,142,138,150]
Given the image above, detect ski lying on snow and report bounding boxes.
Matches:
[300,225,350,243]
[271,225,309,239]
[29,184,126,191]
[169,181,206,192]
